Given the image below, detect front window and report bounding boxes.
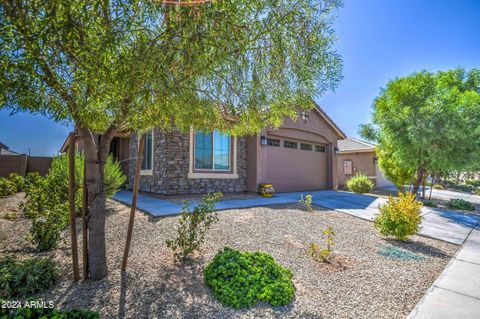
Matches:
[194,130,231,171]
[141,130,153,171]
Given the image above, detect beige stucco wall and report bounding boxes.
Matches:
[247,108,342,192]
[337,151,376,187]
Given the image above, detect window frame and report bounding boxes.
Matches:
[283,140,298,149]
[266,138,280,147]
[315,145,326,153]
[300,143,313,151]
[140,130,154,175]
[188,128,238,179]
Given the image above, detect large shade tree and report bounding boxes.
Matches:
[360,68,480,196]
[0,0,343,279]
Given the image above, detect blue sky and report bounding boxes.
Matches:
[1,0,479,156]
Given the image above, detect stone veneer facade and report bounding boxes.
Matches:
[129,129,248,195]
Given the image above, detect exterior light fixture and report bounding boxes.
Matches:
[334,146,339,154]
[260,136,268,146]
[301,110,309,123]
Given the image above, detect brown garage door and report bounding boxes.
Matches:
[266,137,328,192]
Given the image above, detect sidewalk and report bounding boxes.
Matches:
[407,225,480,319]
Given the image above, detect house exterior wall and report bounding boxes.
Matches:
[247,109,342,192]
[129,129,248,195]
[337,151,376,187]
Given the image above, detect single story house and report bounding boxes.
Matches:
[336,137,394,188]
[130,102,346,194]
[62,102,347,195]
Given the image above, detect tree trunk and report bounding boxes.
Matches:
[429,175,434,200]
[412,167,425,198]
[85,160,107,280]
[78,126,117,280]
[421,175,426,199]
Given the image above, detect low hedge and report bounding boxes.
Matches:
[0,256,57,299]
[204,247,295,308]
[0,304,99,319]
[447,199,476,211]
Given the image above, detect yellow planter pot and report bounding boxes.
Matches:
[259,183,275,197]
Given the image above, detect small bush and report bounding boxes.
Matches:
[448,183,476,193]
[299,194,313,212]
[8,172,24,192]
[204,247,295,308]
[447,198,476,211]
[307,226,335,262]
[432,184,444,190]
[374,192,422,241]
[3,212,18,220]
[422,200,438,208]
[0,178,16,197]
[0,256,57,298]
[21,175,69,250]
[346,173,374,194]
[23,172,42,193]
[0,304,100,319]
[166,193,222,261]
[22,153,126,250]
[465,179,480,188]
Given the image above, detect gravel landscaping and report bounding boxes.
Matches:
[1,193,457,318]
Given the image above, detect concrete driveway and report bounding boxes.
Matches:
[114,189,480,245]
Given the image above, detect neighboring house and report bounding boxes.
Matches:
[129,102,346,195]
[336,137,394,188]
[0,141,20,155]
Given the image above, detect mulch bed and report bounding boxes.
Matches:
[0,193,457,318]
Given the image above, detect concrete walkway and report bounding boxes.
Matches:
[407,225,480,319]
[114,189,480,244]
[380,185,480,205]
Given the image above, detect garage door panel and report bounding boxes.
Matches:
[266,138,328,192]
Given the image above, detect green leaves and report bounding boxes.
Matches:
[0,256,57,299]
[1,0,343,135]
[166,192,222,261]
[374,193,422,241]
[204,247,295,308]
[366,68,480,185]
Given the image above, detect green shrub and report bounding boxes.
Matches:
[22,153,126,250]
[422,200,438,208]
[0,303,100,319]
[374,192,422,241]
[8,173,24,192]
[166,193,222,261]
[46,153,126,213]
[447,183,476,193]
[0,178,16,197]
[465,179,480,188]
[447,198,476,211]
[204,247,295,308]
[0,256,57,298]
[23,172,42,193]
[432,184,444,190]
[299,194,313,212]
[346,173,374,194]
[307,226,335,262]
